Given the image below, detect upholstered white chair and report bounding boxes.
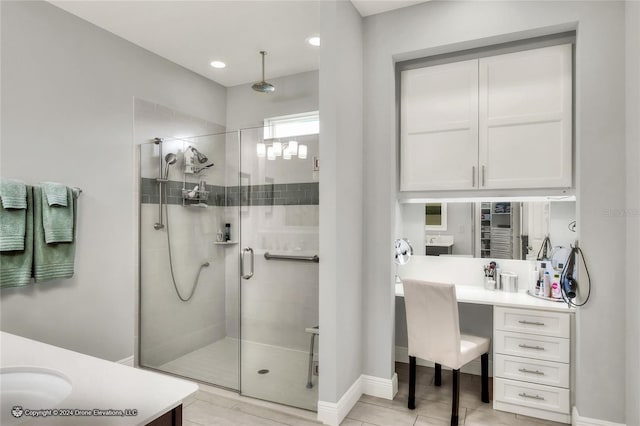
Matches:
[402,279,490,426]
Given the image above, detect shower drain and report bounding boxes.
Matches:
[257,369,270,375]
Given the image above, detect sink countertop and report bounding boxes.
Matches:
[425,235,454,247]
[0,332,198,425]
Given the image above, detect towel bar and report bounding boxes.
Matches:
[264,252,319,263]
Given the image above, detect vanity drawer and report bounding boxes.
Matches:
[494,378,570,414]
[494,354,569,388]
[494,307,570,338]
[494,331,570,363]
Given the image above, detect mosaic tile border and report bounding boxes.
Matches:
[140,178,319,206]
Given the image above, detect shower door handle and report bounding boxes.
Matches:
[241,247,254,279]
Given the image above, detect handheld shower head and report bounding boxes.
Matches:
[190,147,208,164]
[163,153,177,180]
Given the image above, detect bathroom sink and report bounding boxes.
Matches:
[425,235,454,247]
[1,367,72,425]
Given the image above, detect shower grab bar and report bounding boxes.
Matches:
[264,252,319,263]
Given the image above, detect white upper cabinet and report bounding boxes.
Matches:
[401,59,479,191]
[479,44,572,189]
[400,44,573,192]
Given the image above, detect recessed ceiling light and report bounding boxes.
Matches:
[210,60,226,69]
[307,36,320,47]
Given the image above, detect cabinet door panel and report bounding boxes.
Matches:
[485,120,566,187]
[402,130,476,190]
[479,44,572,189]
[401,60,478,191]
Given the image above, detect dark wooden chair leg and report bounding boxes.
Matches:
[435,363,442,386]
[408,356,416,409]
[481,353,489,403]
[451,369,460,426]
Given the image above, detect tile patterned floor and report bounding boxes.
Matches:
[182,362,568,426]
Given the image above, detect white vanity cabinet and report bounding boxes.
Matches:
[400,44,573,192]
[493,306,573,424]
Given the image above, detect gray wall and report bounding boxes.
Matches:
[625,1,640,425]
[362,1,627,422]
[318,0,364,404]
[0,0,226,362]
[226,70,319,131]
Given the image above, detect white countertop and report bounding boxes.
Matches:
[395,283,574,313]
[425,242,454,247]
[1,332,198,425]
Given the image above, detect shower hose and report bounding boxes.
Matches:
[163,184,209,302]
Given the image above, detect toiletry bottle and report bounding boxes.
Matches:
[184,148,195,174]
[552,272,562,298]
[224,223,231,242]
[537,262,547,295]
[530,269,539,294]
[543,271,551,298]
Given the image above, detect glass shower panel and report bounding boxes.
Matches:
[238,127,320,410]
[138,131,240,391]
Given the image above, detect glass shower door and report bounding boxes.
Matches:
[138,129,241,392]
[238,126,320,410]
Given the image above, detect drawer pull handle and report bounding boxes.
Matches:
[518,368,545,375]
[518,320,545,326]
[518,344,545,351]
[518,392,545,401]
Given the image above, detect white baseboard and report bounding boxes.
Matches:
[572,407,626,426]
[361,373,398,400]
[395,346,493,377]
[116,355,134,367]
[317,376,363,426]
[317,373,398,425]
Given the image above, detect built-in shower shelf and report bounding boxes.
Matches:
[214,241,238,245]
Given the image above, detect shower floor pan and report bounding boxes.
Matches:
[159,337,318,411]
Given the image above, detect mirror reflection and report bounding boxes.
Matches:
[401,200,576,260]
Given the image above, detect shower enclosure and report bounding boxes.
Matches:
[138,127,320,411]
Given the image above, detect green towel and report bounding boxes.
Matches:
[42,182,68,207]
[0,186,33,288]
[0,179,27,209]
[34,187,76,282]
[0,206,26,251]
[41,187,74,243]
[0,181,27,251]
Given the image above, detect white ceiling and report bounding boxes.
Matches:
[351,0,427,17]
[49,1,427,88]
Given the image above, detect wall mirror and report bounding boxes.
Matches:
[400,200,576,260]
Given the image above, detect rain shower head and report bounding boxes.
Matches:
[163,153,177,180]
[190,147,208,164]
[252,51,275,94]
